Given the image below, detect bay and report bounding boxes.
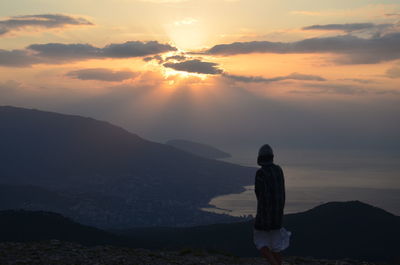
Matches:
[201,148,400,216]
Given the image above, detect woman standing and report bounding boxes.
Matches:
[254,144,291,265]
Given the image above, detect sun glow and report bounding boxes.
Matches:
[149,51,209,81]
[165,18,208,51]
[162,67,208,81]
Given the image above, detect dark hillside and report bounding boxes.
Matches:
[0,210,122,245]
[0,106,254,227]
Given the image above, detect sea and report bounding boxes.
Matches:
[201,148,400,216]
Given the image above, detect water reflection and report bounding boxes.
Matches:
[202,185,400,216]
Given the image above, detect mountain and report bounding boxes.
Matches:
[0,106,255,228]
[0,210,122,245]
[166,139,231,159]
[284,201,400,261]
[1,201,399,263]
[116,201,400,262]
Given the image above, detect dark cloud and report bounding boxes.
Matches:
[339,78,377,84]
[0,14,93,36]
[66,68,138,81]
[303,23,379,32]
[29,41,176,59]
[165,55,187,61]
[0,49,41,67]
[143,57,153,62]
[101,41,176,58]
[143,55,164,63]
[386,66,400,78]
[292,83,368,95]
[0,41,177,67]
[164,59,223,75]
[28,43,101,60]
[207,33,400,64]
[292,83,400,95]
[223,72,326,83]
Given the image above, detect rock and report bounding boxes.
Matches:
[0,241,379,265]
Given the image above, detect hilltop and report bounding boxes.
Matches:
[0,241,381,265]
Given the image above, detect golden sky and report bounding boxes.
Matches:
[1,0,400,150]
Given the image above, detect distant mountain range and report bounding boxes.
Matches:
[166,139,231,159]
[1,201,399,263]
[0,106,254,228]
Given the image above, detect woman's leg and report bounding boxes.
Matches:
[272,252,282,265]
[260,247,279,265]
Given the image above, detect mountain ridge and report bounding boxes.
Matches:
[166,139,231,159]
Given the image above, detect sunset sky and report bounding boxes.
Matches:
[1,0,400,155]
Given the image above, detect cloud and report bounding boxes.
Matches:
[0,49,40,67]
[143,55,164,63]
[165,55,187,61]
[292,83,368,95]
[223,72,326,83]
[66,68,138,82]
[292,82,400,95]
[29,41,176,59]
[164,59,223,74]
[302,22,398,37]
[143,54,187,63]
[28,43,100,61]
[101,41,177,58]
[207,33,400,64]
[386,66,400,78]
[290,4,400,19]
[0,41,177,67]
[303,23,378,32]
[339,78,377,84]
[0,14,93,36]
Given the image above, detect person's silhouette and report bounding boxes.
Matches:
[253,144,291,265]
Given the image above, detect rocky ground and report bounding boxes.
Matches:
[0,241,379,265]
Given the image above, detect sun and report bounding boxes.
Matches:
[164,18,208,51]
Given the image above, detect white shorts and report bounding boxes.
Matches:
[253,227,291,252]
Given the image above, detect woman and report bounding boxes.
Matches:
[254,144,291,265]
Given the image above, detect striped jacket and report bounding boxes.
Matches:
[254,163,286,231]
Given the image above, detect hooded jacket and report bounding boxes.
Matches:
[254,162,286,231]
